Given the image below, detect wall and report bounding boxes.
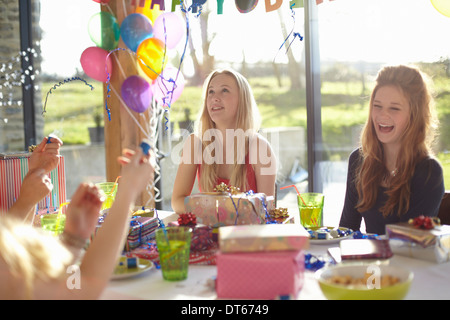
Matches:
[0,0,43,152]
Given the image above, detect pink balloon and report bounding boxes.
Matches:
[152,66,185,106]
[121,75,152,113]
[92,0,110,3]
[153,13,185,49]
[80,47,113,83]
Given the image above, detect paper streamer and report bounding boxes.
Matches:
[273,3,304,62]
[42,77,94,115]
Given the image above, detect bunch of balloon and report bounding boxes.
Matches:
[134,11,186,111]
[80,0,117,84]
[81,0,186,117]
[121,9,186,113]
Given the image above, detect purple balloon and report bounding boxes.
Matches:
[121,75,152,113]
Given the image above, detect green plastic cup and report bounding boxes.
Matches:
[41,213,66,236]
[155,227,192,281]
[96,182,118,211]
[298,193,324,228]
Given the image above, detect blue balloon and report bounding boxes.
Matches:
[121,13,153,52]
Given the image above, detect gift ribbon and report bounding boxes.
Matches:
[352,231,380,240]
[246,190,273,224]
[304,253,331,271]
[130,216,144,247]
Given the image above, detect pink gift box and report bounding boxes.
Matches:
[216,250,305,299]
[219,224,310,253]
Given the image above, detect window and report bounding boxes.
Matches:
[316,0,450,227]
[6,0,447,221]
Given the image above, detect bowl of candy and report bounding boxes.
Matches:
[316,264,413,300]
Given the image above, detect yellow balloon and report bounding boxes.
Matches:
[135,0,163,23]
[431,0,450,17]
[136,38,166,80]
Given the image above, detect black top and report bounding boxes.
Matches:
[339,149,445,235]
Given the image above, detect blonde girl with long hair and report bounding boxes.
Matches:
[339,65,444,234]
[171,68,276,213]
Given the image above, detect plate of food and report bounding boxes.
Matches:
[306,226,353,244]
[111,256,154,280]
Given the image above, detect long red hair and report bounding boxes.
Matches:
[356,65,438,216]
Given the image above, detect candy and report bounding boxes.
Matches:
[177,212,197,226]
[314,230,330,240]
[126,257,138,269]
[329,229,339,238]
[409,215,440,230]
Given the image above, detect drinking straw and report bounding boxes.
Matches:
[55,202,70,232]
[109,176,121,196]
[280,184,307,206]
[155,209,170,247]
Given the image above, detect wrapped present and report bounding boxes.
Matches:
[0,152,66,212]
[127,240,218,265]
[219,224,309,253]
[386,221,450,263]
[168,219,216,252]
[185,191,272,227]
[125,216,159,251]
[96,212,160,251]
[216,250,305,299]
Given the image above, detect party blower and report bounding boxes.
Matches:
[140,139,151,155]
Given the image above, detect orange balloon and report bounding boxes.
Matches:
[135,0,162,23]
[137,38,166,80]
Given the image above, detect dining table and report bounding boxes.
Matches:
[101,210,450,300]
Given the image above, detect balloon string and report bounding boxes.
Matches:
[110,85,151,141]
[100,2,115,16]
[112,52,127,79]
[122,0,128,17]
[156,0,192,131]
[104,47,160,121]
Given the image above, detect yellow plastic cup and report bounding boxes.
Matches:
[41,213,66,236]
[96,182,118,211]
[155,227,192,281]
[298,193,324,228]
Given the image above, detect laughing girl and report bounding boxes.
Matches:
[339,65,445,234]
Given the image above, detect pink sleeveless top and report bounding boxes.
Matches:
[197,154,257,193]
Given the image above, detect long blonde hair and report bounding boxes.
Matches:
[356,65,438,216]
[197,69,261,192]
[0,216,72,299]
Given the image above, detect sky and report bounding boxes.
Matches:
[39,0,450,77]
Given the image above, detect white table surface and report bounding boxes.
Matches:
[101,211,450,300]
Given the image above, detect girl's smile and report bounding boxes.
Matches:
[371,85,410,148]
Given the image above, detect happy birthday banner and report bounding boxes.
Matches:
[130,0,335,14]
